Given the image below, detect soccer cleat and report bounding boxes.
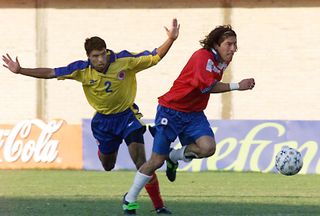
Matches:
[122,193,139,215]
[166,158,178,182]
[155,206,172,214]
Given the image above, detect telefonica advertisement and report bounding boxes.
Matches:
[83,119,320,174]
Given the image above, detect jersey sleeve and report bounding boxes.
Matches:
[191,52,220,94]
[117,49,161,73]
[54,60,89,82]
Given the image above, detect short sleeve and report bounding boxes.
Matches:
[116,49,160,73]
[191,52,221,93]
[54,60,89,82]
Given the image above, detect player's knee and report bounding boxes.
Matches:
[207,145,216,157]
[200,144,216,157]
[101,163,115,171]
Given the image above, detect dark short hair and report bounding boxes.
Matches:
[200,25,237,50]
[84,36,107,55]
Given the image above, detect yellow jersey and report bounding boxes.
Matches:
[54,49,161,115]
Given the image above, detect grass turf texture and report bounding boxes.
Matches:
[0,170,319,216]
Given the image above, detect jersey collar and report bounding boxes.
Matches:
[211,48,228,69]
[108,49,116,63]
[211,48,221,62]
[211,48,229,66]
[102,49,116,73]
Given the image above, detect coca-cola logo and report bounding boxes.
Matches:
[0,119,64,163]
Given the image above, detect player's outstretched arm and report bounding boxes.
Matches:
[211,78,255,93]
[2,53,56,79]
[156,18,180,59]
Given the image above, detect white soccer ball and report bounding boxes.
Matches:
[275,147,303,176]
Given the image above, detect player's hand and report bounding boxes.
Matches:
[2,53,21,74]
[165,18,180,41]
[238,78,255,90]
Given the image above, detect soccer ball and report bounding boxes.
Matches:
[275,147,303,176]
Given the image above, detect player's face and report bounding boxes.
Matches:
[215,36,237,63]
[88,49,108,72]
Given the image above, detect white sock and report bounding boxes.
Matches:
[169,146,192,163]
[126,171,152,203]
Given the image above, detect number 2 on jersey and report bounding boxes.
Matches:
[104,81,113,93]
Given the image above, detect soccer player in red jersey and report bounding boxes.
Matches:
[122,25,255,214]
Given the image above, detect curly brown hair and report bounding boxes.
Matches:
[84,36,107,55]
[200,25,237,50]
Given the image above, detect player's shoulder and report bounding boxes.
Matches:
[55,60,89,76]
[191,48,213,59]
[115,50,135,59]
[115,49,157,60]
[67,60,90,69]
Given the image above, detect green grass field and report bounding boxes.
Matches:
[0,170,319,216]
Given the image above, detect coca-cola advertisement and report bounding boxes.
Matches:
[0,119,82,169]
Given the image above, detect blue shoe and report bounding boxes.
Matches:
[122,193,139,215]
[155,206,172,214]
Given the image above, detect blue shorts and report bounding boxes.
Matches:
[91,104,146,154]
[152,105,214,155]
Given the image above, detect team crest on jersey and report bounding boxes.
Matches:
[206,59,221,74]
[206,59,214,72]
[117,71,126,80]
[206,59,228,74]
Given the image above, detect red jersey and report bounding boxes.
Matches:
[159,48,229,112]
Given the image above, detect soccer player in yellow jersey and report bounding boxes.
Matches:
[2,18,180,215]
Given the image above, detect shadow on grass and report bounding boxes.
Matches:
[0,197,320,216]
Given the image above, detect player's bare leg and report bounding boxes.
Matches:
[169,136,216,162]
[98,150,118,171]
[128,142,146,169]
[166,136,216,182]
[184,136,216,158]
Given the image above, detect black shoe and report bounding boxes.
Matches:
[122,193,139,215]
[155,206,172,214]
[166,157,178,182]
